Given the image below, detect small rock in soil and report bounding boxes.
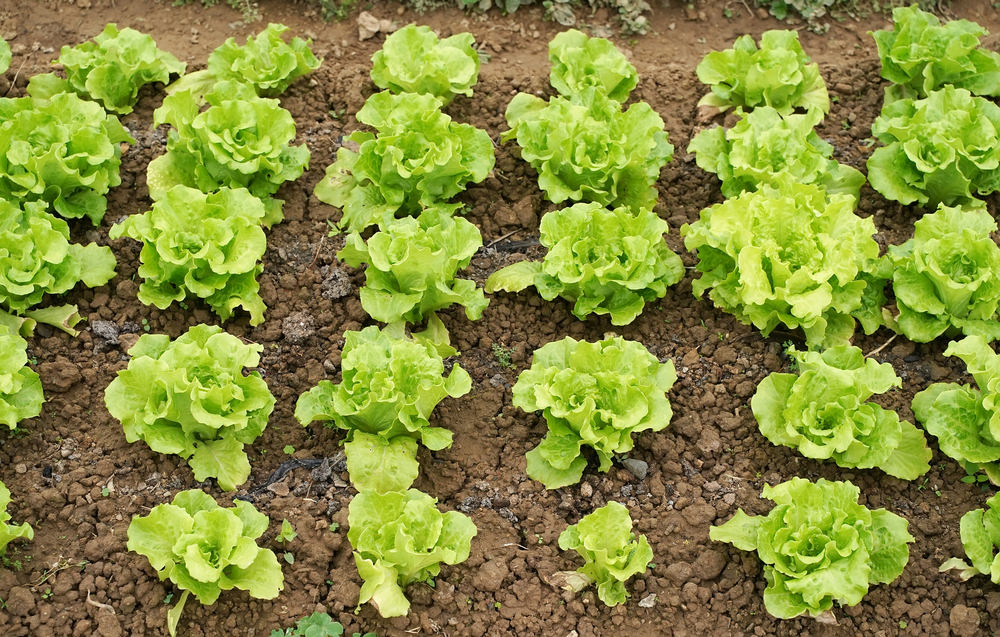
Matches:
[472,557,508,592]
[638,593,657,608]
[692,549,727,580]
[90,320,120,351]
[321,267,353,300]
[6,586,34,616]
[282,311,315,344]
[666,561,692,584]
[622,458,648,480]
[949,605,980,637]
[40,356,81,392]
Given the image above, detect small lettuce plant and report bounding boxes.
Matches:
[696,30,829,116]
[109,186,269,325]
[0,92,134,224]
[127,489,283,637]
[486,203,684,326]
[681,178,887,349]
[513,335,676,489]
[269,612,374,637]
[548,29,637,102]
[555,501,652,606]
[27,23,185,114]
[710,477,913,620]
[0,325,43,430]
[941,492,1000,583]
[753,345,931,480]
[348,489,476,618]
[0,481,32,558]
[688,106,864,199]
[371,24,480,104]
[105,325,276,491]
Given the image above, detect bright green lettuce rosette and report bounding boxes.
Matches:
[0,37,10,75]
[503,88,672,214]
[105,325,276,491]
[0,92,134,224]
[348,489,477,618]
[0,481,32,558]
[513,335,676,489]
[871,5,1000,104]
[753,345,930,480]
[27,23,185,115]
[941,492,1000,583]
[109,186,268,325]
[0,325,42,430]
[885,203,1000,342]
[687,106,864,199]
[316,91,494,234]
[710,477,913,620]
[486,202,684,326]
[696,30,829,116]
[681,178,888,349]
[338,207,488,325]
[148,80,310,227]
[370,24,480,105]
[867,86,1000,208]
[548,29,637,102]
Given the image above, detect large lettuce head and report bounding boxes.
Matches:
[687,106,864,199]
[208,23,320,97]
[371,24,480,104]
[0,480,33,558]
[513,335,676,489]
[0,325,43,430]
[681,179,887,349]
[696,30,829,116]
[503,88,672,214]
[887,203,1000,342]
[0,92,134,224]
[548,29,638,102]
[710,477,913,620]
[867,86,1000,208]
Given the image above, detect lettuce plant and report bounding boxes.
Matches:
[867,86,1000,208]
[503,88,672,214]
[872,6,1000,104]
[710,477,913,620]
[270,612,374,637]
[886,203,1000,342]
[371,24,480,104]
[912,335,1000,485]
[548,29,637,102]
[0,325,43,430]
[556,502,652,606]
[687,106,864,199]
[337,207,488,325]
[0,198,117,336]
[486,203,684,326]
[127,489,283,637]
[0,92,134,224]
[348,489,476,618]
[27,23,185,114]
[681,179,887,349]
[0,481,32,558]
[105,325,276,491]
[753,345,930,480]
[696,30,829,116]
[315,91,493,234]
[940,492,1000,583]
[513,335,676,489]
[109,186,268,325]
[0,37,10,74]
[148,80,310,226]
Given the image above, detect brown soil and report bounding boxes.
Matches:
[1,0,1000,636]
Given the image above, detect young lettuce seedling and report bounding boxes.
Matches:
[0,481,32,559]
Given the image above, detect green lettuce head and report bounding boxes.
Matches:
[886,203,1000,342]
[0,481,32,558]
[0,325,42,431]
[548,29,637,102]
[0,92,134,224]
[941,492,1000,583]
[371,24,480,105]
[710,477,913,620]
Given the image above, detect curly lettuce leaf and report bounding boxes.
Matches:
[548,29,637,102]
[0,37,10,75]
[941,492,1000,582]
[0,481,32,558]
[371,24,480,104]
[0,325,43,430]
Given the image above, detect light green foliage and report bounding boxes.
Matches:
[104,325,276,491]
[548,29,637,102]
[687,106,864,199]
[0,199,117,336]
[0,325,43,430]
[27,23,185,114]
[710,478,913,620]
[338,207,487,325]
[0,481,32,559]
[912,336,1000,484]
[871,6,1000,104]
[941,492,1000,583]
[275,520,297,544]
[148,80,310,226]
[269,612,375,637]
[886,203,1000,342]
[109,186,268,325]
[0,92,134,224]
[0,37,10,74]
[348,489,476,618]
[371,24,480,104]
[512,335,676,489]
[758,0,833,21]
[753,345,930,480]
[502,88,672,214]
[315,91,494,233]
[486,203,683,326]
[867,86,1000,208]
[681,179,887,349]
[557,502,652,606]
[696,30,829,116]
[127,489,283,637]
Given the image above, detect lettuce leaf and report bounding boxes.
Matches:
[371,24,480,105]
[0,325,43,431]
[941,492,1000,583]
[548,29,637,102]
[0,37,10,75]
[0,481,32,558]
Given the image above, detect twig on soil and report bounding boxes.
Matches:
[5,56,29,98]
[238,453,345,502]
[86,590,116,615]
[865,334,898,359]
[486,229,521,248]
[306,235,327,270]
[502,543,529,550]
[36,559,88,588]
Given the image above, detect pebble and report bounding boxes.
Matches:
[665,561,692,584]
[622,458,648,480]
[472,557,508,592]
[14,464,26,474]
[950,605,980,637]
[579,482,593,498]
